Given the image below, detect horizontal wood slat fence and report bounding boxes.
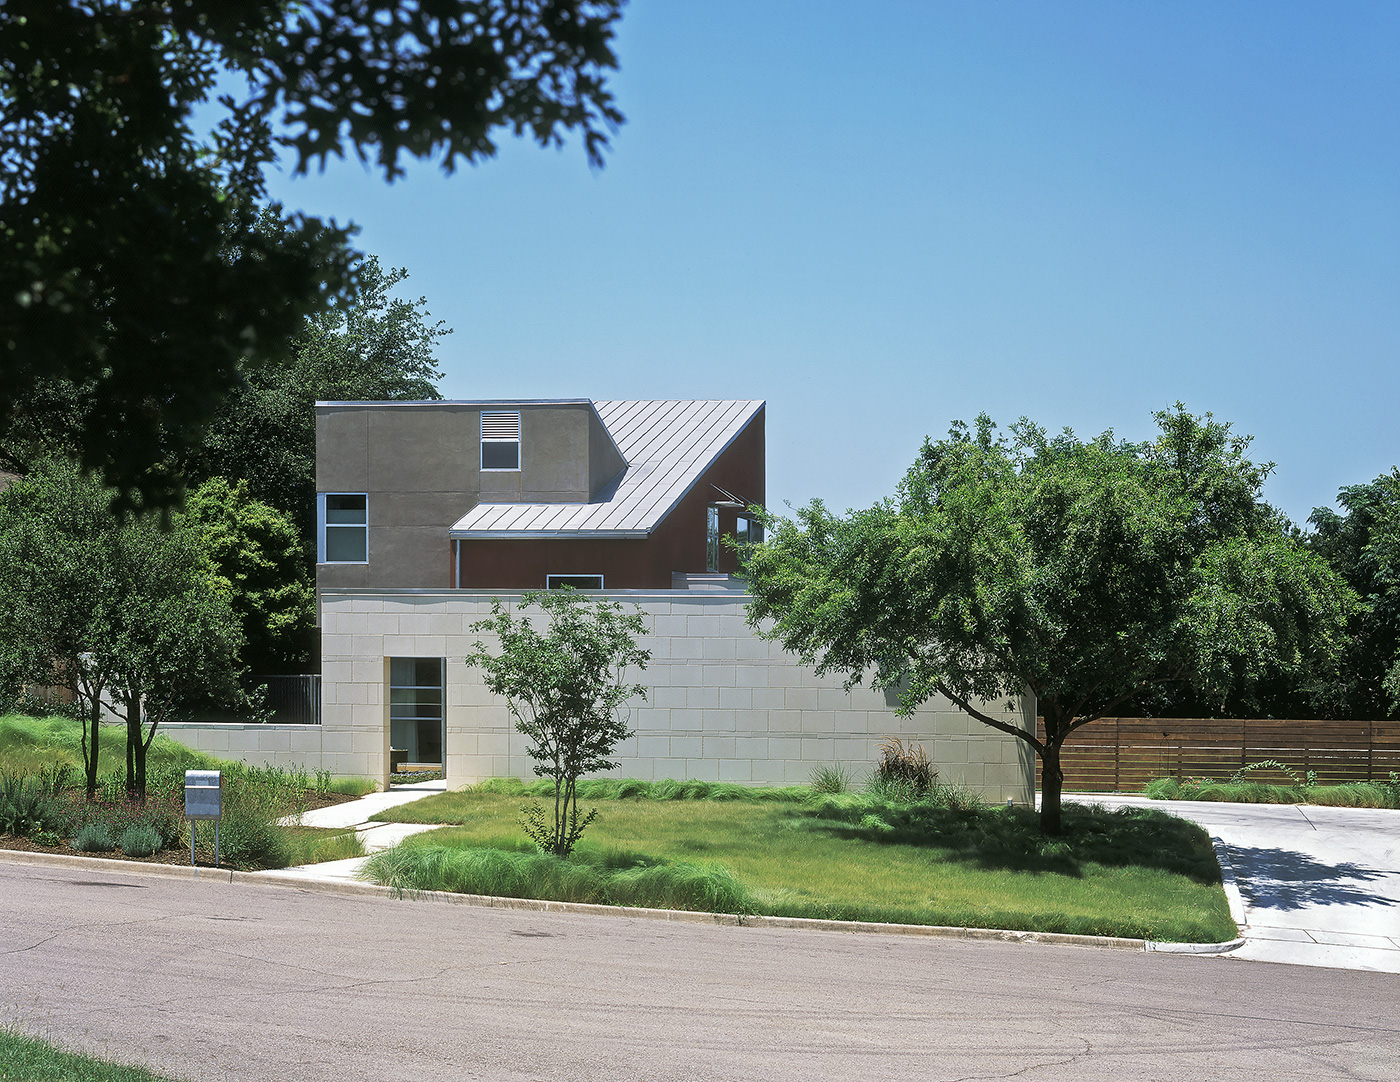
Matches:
[1036,717,1400,793]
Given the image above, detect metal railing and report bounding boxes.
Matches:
[246,674,321,725]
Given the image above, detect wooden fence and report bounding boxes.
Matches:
[1036,717,1400,792]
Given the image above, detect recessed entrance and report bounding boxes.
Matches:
[388,657,445,778]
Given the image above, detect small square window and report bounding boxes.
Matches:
[481,411,521,471]
[320,493,368,563]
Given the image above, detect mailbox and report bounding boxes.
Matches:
[184,770,222,819]
[184,770,222,867]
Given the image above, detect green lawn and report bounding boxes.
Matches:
[0,1030,184,1082]
[0,714,217,777]
[368,783,1237,942]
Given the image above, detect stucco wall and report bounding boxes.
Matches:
[312,590,1036,800]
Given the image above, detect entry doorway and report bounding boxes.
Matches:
[388,657,445,777]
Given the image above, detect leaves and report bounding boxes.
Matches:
[742,407,1359,833]
[464,589,648,855]
[0,1,624,509]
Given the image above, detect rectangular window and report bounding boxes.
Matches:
[320,493,368,563]
[706,506,720,572]
[389,657,444,767]
[481,411,521,471]
[736,515,764,546]
[546,574,604,590]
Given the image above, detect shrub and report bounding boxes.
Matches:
[118,823,163,857]
[74,822,116,852]
[873,738,936,798]
[809,764,852,794]
[0,771,71,837]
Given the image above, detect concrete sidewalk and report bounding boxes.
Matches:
[1073,793,1400,972]
[274,778,451,885]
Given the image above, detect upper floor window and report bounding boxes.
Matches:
[481,411,521,471]
[736,513,764,546]
[319,493,368,563]
[547,574,604,590]
[706,506,720,572]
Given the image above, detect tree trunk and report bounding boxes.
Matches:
[1040,742,1064,836]
[125,691,146,803]
[83,696,101,801]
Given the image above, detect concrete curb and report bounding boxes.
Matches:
[0,848,1244,955]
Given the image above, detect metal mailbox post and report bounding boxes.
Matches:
[184,770,222,867]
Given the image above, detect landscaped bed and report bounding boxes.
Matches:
[365,778,1238,942]
[0,714,373,870]
[1142,762,1400,808]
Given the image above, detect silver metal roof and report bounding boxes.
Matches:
[449,399,764,539]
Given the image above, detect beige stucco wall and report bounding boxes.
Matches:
[313,590,1036,801]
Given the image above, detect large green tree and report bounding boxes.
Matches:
[0,460,244,799]
[742,407,1357,834]
[182,477,316,675]
[1309,468,1400,719]
[182,253,451,546]
[1,0,624,511]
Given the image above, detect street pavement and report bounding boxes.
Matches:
[1073,795,1400,972]
[2,859,1397,1082]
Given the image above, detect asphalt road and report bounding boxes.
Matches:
[3,861,1398,1082]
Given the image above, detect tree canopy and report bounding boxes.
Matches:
[1,0,624,511]
[1309,468,1400,719]
[0,460,244,798]
[183,252,451,543]
[742,407,1357,833]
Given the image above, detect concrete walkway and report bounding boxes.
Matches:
[1073,794,1400,972]
[271,779,450,886]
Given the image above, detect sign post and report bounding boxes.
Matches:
[184,770,222,867]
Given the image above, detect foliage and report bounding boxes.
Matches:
[1309,468,1400,718]
[465,590,650,856]
[809,764,853,794]
[183,253,452,552]
[0,461,246,799]
[362,843,756,914]
[0,771,70,837]
[181,477,316,674]
[73,821,116,853]
[872,738,936,798]
[742,406,1358,834]
[0,714,216,778]
[1144,772,1400,809]
[0,0,626,510]
[282,826,367,866]
[117,822,162,858]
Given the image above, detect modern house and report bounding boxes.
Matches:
[165,398,1035,800]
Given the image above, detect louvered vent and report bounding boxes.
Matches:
[481,412,520,440]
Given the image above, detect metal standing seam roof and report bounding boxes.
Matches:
[449,399,764,539]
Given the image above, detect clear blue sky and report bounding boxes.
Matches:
[264,0,1399,527]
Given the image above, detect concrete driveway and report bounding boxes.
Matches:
[1073,795,1400,972]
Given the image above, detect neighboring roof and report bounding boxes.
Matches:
[450,399,764,539]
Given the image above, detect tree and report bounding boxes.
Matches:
[182,252,452,548]
[465,590,649,856]
[1309,468,1400,719]
[741,407,1357,834]
[182,477,316,675]
[1,0,625,511]
[0,460,244,799]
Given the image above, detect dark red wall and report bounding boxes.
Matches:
[459,407,765,589]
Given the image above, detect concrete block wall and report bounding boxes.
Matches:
[320,590,1037,801]
[156,723,332,770]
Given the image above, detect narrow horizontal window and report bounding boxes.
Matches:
[546,574,604,591]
